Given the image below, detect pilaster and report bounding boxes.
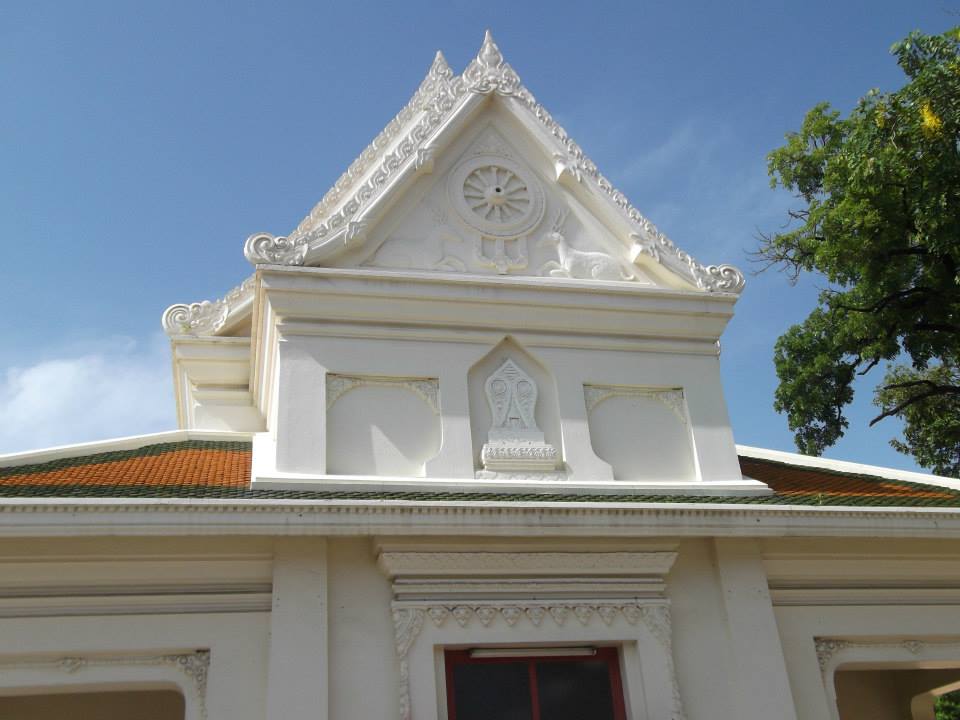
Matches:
[714,538,797,720]
[265,538,329,720]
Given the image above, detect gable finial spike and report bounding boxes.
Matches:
[427,49,452,76]
[477,29,503,67]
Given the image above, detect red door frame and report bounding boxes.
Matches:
[444,647,627,720]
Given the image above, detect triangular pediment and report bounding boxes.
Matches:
[243,32,745,295]
[164,32,746,337]
[355,124,658,286]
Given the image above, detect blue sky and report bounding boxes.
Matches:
[0,0,955,470]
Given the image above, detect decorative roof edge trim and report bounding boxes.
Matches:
[242,31,745,294]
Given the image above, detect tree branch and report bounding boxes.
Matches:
[870,381,960,426]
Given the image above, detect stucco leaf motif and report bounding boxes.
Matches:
[501,606,523,626]
[902,639,924,655]
[814,638,851,671]
[597,605,619,626]
[621,605,642,625]
[639,605,686,720]
[526,605,546,626]
[452,606,473,628]
[573,605,594,626]
[392,607,426,660]
[58,656,85,673]
[427,606,449,628]
[476,606,497,627]
[549,606,570,626]
[391,607,426,720]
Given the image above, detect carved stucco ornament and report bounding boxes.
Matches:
[161,276,255,336]
[480,359,559,472]
[584,384,688,425]
[326,374,440,414]
[389,601,686,720]
[449,154,544,238]
[0,650,211,719]
[538,210,636,281]
[237,30,745,296]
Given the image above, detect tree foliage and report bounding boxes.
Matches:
[937,689,960,720]
[759,28,960,475]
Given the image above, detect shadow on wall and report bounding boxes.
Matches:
[835,667,960,720]
[0,689,185,720]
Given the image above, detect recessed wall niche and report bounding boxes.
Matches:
[467,338,563,475]
[584,385,697,481]
[326,374,441,477]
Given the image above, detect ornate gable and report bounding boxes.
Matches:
[244,32,742,291]
[164,31,744,337]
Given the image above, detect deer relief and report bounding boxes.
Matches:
[537,210,635,281]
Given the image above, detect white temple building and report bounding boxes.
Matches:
[2,32,960,720]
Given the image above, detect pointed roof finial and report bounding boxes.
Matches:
[477,29,503,69]
[411,50,454,108]
[463,29,520,96]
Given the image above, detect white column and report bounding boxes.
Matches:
[265,538,329,720]
[714,539,798,720]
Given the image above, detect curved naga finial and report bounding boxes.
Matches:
[161,300,229,336]
[630,232,745,293]
[243,232,308,266]
[161,276,255,336]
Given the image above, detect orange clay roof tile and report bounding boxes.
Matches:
[0,440,957,507]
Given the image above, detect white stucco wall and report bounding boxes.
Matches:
[1,532,960,719]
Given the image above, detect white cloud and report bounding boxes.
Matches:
[0,334,174,454]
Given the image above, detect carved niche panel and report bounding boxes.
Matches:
[584,384,696,481]
[480,360,559,472]
[326,374,441,477]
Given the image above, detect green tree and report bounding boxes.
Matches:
[937,689,960,720]
[759,28,960,476]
